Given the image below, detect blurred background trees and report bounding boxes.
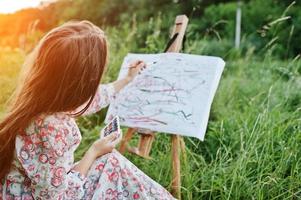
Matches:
[0,0,299,59]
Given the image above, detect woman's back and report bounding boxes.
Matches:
[2,113,84,199]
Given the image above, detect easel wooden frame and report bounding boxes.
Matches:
[118,15,189,199]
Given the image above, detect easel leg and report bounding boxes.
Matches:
[171,135,181,199]
[138,132,155,158]
[119,128,136,154]
[180,137,186,164]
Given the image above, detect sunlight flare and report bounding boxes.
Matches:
[0,0,44,14]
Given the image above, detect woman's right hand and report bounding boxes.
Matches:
[73,133,118,176]
[87,132,118,159]
[126,60,146,82]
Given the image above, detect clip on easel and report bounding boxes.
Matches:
[119,15,189,199]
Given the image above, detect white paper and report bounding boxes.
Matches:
[105,53,225,140]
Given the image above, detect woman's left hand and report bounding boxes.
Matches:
[126,60,146,82]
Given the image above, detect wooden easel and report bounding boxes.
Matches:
[119,15,189,199]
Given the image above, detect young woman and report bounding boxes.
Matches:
[0,21,175,200]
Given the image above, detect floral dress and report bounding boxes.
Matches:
[0,84,175,200]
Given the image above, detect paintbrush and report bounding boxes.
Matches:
[126,61,157,69]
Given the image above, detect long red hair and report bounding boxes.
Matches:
[0,20,108,180]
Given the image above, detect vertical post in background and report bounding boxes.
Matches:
[235,1,242,49]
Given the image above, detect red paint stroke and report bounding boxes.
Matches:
[128,116,167,125]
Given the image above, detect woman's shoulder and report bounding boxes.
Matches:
[16,112,81,157]
[37,112,74,124]
[19,112,80,144]
[26,113,76,132]
[14,113,81,176]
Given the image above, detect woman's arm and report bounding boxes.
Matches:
[73,132,118,176]
[73,61,146,172]
[111,76,132,93]
[77,60,146,116]
[112,60,146,93]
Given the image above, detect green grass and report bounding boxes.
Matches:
[0,32,300,199]
[0,47,24,118]
[76,56,301,200]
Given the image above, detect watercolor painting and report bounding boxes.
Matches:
[106,53,225,140]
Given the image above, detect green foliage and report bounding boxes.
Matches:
[197,0,300,58]
[198,2,237,39]
[0,0,300,58]
[0,48,24,118]
[75,54,301,199]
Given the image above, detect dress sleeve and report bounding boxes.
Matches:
[76,83,117,116]
[16,116,87,200]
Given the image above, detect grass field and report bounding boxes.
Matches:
[0,41,301,199]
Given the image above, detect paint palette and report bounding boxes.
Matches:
[100,116,121,141]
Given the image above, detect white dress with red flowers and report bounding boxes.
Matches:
[0,84,175,200]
